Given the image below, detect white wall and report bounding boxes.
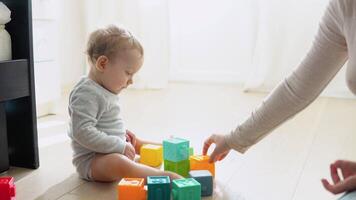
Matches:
[82,0,170,89]
[58,0,86,90]
[32,0,86,115]
[169,0,257,84]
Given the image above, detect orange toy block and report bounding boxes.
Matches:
[190,155,215,177]
[117,178,146,200]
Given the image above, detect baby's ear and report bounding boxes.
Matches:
[95,55,109,72]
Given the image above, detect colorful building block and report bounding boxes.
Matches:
[0,177,16,200]
[140,144,163,167]
[189,147,194,156]
[190,155,215,177]
[172,178,201,200]
[147,176,170,200]
[189,170,213,196]
[164,159,190,177]
[117,178,146,200]
[163,138,189,162]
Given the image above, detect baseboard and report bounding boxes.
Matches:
[36,101,56,117]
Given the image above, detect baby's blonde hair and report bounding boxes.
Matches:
[86,25,143,65]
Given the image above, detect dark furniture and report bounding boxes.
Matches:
[0,0,39,173]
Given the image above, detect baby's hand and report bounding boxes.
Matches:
[123,142,136,161]
[126,130,137,148]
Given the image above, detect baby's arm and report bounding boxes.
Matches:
[69,93,126,154]
[125,130,161,154]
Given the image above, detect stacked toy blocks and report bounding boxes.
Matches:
[189,170,213,196]
[172,178,201,200]
[117,178,146,200]
[190,155,215,177]
[163,138,190,177]
[0,177,16,200]
[147,176,170,200]
[140,144,163,167]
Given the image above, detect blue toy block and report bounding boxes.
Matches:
[163,138,189,162]
[189,170,213,196]
[147,176,171,200]
[172,178,201,200]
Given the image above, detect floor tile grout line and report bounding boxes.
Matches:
[290,99,328,200]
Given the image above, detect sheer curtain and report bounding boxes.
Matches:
[81,0,353,98]
[82,0,170,89]
[245,0,353,98]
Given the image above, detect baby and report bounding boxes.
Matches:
[68,25,182,182]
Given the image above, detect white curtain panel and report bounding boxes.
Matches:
[168,0,257,84]
[81,0,353,98]
[245,0,353,98]
[82,0,170,89]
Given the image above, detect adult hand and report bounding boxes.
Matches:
[322,160,356,194]
[202,134,231,163]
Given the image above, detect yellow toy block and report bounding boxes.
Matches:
[117,178,146,200]
[190,155,215,177]
[140,144,163,167]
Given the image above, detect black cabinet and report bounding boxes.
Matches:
[0,0,39,173]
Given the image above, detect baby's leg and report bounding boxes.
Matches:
[91,153,182,182]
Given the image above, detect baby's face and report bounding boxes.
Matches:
[101,49,143,94]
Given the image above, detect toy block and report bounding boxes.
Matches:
[140,144,163,167]
[190,155,215,177]
[147,176,170,200]
[164,159,190,177]
[117,178,146,200]
[172,178,201,200]
[0,177,16,200]
[189,170,213,196]
[163,138,189,162]
[189,147,194,156]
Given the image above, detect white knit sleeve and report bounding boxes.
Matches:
[225,0,348,153]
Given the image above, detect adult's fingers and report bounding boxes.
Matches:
[330,164,341,184]
[333,160,348,168]
[334,160,353,179]
[218,151,229,161]
[203,135,215,155]
[321,179,345,194]
[209,148,221,163]
[321,176,356,194]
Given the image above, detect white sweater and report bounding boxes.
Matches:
[226,0,356,153]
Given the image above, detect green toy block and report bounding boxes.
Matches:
[163,138,189,162]
[164,159,190,177]
[189,147,194,156]
[172,178,201,200]
[147,176,170,200]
